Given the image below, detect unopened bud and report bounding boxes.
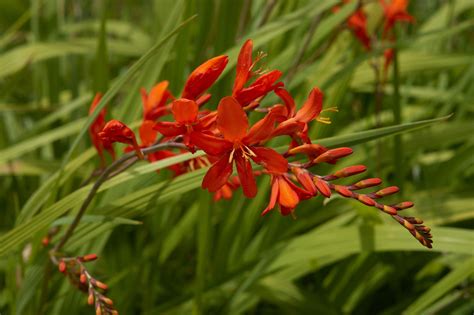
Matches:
[374,186,399,198]
[382,205,398,215]
[96,304,102,315]
[41,236,50,247]
[80,274,87,284]
[334,185,353,197]
[88,293,95,305]
[358,195,375,206]
[292,167,316,195]
[392,201,414,210]
[58,260,67,273]
[353,178,382,189]
[333,165,366,178]
[91,279,108,291]
[314,177,331,197]
[100,296,114,306]
[80,254,98,262]
[312,147,353,164]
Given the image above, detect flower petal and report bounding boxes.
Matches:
[235,154,257,198]
[153,121,186,137]
[275,88,295,118]
[277,177,299,210]
[251,147,288,174]
[243,112,276,145]
[261,176,279,216]
[202,153,233,192]
[233,39,253,95]
[171,98,199,123]
[217,96,248,142]
[182,55,229,100]
[271,119,305,137]
[139,120,158,146]
[294,87,323,123]
[235,70,282,106]
[189,131,232,156]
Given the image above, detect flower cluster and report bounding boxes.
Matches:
[336,0,414,70]
[57,254,117,315]
[89,39,432,249]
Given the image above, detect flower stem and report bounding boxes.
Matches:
[392,42,403,190]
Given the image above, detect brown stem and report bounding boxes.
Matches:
[52,141,186,253]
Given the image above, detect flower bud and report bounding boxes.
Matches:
[80,254,98,262]
[392,201,414,210]
[334,185,353,197]
[358,195,375,206]
[58,260,67,273]
[353,178,382,189]
[314,177,331,198]
[382,205,397,215]
[312,147,353,164]
[374,186,399,198]
[333,165,366,178]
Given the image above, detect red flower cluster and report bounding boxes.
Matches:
[88,39,432,248]
[336,0,414,69]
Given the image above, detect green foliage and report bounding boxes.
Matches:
[0,1,473,314]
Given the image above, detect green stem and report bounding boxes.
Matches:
[392,44,403,190]
[195,192,211,314]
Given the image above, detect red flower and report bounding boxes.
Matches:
[153,98,216,150]
[88,93,115,166]
[347,9,371,50]
[232,39,283,107]
[182,55,229,100]
[380,0,414,34]
[99,120,144,159]
[190,96,287,198]
[261,175,313,216]
[384,48,394,72]
[213,176,241,201]
[140,81,173,121]
[271,87,325,143]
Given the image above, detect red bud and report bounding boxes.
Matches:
[312,147,353,164]
[334,185,353,197]
[353,178,382,189]
[314,177,331,198]
[333,165,366,178]
[358,195,375,206]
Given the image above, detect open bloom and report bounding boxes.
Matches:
[181,55,228,101]
[347,9,371,50]
[232,39,283,107]
[140,81,173,121]
[271,87,326,143]
[153,98,216,150]
[262,174,313,216]
[190,96,286,198]
[88,93,115,166]
[380,0,414,34]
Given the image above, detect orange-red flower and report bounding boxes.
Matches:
[190,96,286,198]
[261,175,313,216]
[99,120,144,159]
[153,98,216,150]
[181,55,228,100]
[140,81,173,121]
[347,9,371,50]
[380,0,414,34]
[232,39,283,107]
[270,87,324,143]
[88,93,115,166]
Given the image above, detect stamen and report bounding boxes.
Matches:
[229,148,236,163]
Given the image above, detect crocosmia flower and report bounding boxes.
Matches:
[99,120,144,159]
[190,96,286,198]
[140,81,173,121]
[380,0,414,34]
[181,55,229,100]
[88,93,115,166]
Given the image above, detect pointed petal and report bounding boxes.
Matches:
[171,98,199,123]
[271,119,305,137]
[251,147,288,174]
[294,87,324,123]
[235,155,257,198]
[233,39,253,95]
[217,96,248,141]
[139,120,158,146]
[243,111,276,144]
[189,131,232,156]
[182,55,228,100]
[275,88,295,117]
[153,121,186,137]
[261,176,279,216]
[235,70,282,106]
[277,177,299,210]
[202,153,233,192]
[99,120,136,146]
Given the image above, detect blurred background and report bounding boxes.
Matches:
[0,0,473,314]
